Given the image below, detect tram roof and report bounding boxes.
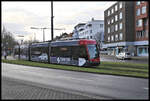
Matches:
[30,42,49,47]
[50,40,79,46]
[29,39,96,47]
[50,39,96,47]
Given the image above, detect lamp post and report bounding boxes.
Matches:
[30,27,48,42]
[31,27,65,42]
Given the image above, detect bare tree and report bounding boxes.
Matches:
[1,26,18,55]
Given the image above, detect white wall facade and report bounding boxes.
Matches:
[73,18,104,49]
[78,20,104,40]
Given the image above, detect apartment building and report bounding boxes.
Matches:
[73,18,104,49]
[104,1,136,56]
[134,1,149,56]
[73,23,86,39]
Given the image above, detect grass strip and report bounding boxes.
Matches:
[2,59,149,78]
[96,66,148,73]
[100,61,148,69]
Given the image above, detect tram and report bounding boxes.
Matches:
[13,39,100,66]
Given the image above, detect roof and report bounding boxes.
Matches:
[51,39,96,47]
[74,23,86,28]
[30,42,49,47]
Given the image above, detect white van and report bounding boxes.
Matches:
[116,52,131,60]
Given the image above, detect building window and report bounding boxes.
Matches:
[115,24,118,31]
[119,2,122,9]
[141,1,145,3]
[108,27,110,33]
[119,22,123,30]
[119,33,123,40]
[111,25,114,33]
[142,6,146,14]
[138,47,148,55]
[115,34,118,41]
[108,20,110,25]
[115,15,118,21]
[115,5,118,11]
[108,36,110,42]
[136,19,143,27]
[100,24,103,28]
[108,10,110,16]
[111,35,114,41]
[141,30,146,38]
[90,36,92,39]
[119,12,122,19]
[136,1,140,5]
[90,30,92,33]
[111,17,114,23]
[111,8,114,14]
[136,8,140,16]
[136,31,145,38]
[144,18,148,26]
[138,31,141,38]
[146,30,148,38]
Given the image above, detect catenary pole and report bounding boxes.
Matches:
[51,1,54,41]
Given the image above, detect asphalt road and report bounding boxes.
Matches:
[100,55,148,64]
[2,63,149,99]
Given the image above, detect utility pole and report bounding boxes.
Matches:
[51,1,54,41]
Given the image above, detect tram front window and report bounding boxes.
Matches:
[87,45,99,59]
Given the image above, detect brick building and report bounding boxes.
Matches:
[104,1,135,56]
[104,1,149,56]
[134,1,149,56]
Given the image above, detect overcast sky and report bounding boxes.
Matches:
[2,1,116,42]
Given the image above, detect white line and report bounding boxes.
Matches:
[143,87,149,90]
[58,76,94,82]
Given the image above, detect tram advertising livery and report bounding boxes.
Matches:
[13,39,100,66]
[30,42,49,62]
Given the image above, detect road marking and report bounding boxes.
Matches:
[58,76,94,82]
[143,87,149,90]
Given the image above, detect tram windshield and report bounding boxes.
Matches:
[87,44,99,59]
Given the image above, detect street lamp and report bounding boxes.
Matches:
[30,27,50,42]
[30,27,65,42]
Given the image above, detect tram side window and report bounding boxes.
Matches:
[59,46,71,57]
[39,47,48,55]
[51,47,60,57]
[33,47,48,55]
[71,46,79,59]
[51,46,71,57]
[31,47,41,56]
[72,46,88,60]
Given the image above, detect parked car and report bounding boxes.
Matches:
[116,52,131,60]
[38,53,48,61]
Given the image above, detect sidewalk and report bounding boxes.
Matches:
[131,56,149,61]
[1,56,16,60]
